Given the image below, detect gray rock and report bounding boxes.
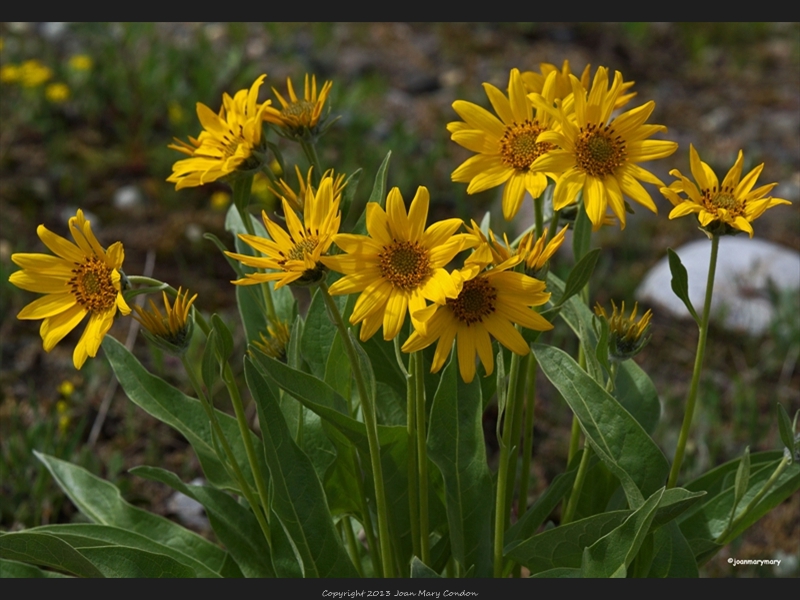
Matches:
[637,237,800,336]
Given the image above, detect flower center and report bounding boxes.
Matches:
[703,185,743,215]
[448,276,497,326]
[379,241,430,291]
[282,100,315,119]
[575,124,626,177]
[69,256,118,312]
[286,237,319,261]
[500,119,553,171]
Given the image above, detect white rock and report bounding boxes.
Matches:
[166,478,209,531]
[113,185,144,211]
[637,237,800,336]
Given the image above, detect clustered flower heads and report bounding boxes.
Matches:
[8,65,791,383]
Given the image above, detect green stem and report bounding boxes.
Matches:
[414,351,430,565]
[180,355,272,548]
[517,355,538,520]
[493,351,522,577]
[534,195,544,240]
[300,139,323,185]
[319,282,394,577]
[342,518,365,578]
[221,362,273,527]
[562,445,592,525]
[503,354,530,531]
[406,352,421,560]
[668,234,720,488]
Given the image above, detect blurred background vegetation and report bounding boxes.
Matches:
[1,22,798,577]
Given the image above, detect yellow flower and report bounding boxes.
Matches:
[594,300,652,361]
[521,60,636,108]
[661,145,791,238]
[270,165,346,213]
[465,220,567,276]
[448,68,560,221]
[134,287,198,354]
[9,209,131,369]
[167,101,185,125]
[0,64,20,83]
[251,318,291,362]
[45,82,70,103]
[19,59,52,87]
[227,176,341,288]
[68,54,93,71]
[530,67,678,230]
[322,186,473,342]
[402,256,553,383]
[167,75,271,190]
[210,190,231,211]
[262,73,333,137]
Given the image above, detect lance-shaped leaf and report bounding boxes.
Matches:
[667,249,699,324]
[0,531,104,578]
[34,523,223,578]
[427,349,493,577]
[33,452,233,576]
[352,151,391,236]
[571,193,591,262]
[0,558,71,578]
[103,336,267,493]
[76,546,195,578]
[776,403,797,458]
[533,345,670,507]
[129,466,277,578]
[301,287,345,378]
[244,359,359,578]
[646,521,699,578]
[505,511,630,574]
[580,487,664,578]
[555,248,600,308]
[410,556,441,578]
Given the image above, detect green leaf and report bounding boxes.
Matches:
[504,458,580,550]
[572,192,590,261]
[529,567,582,578]
[0,532,104,578]
[34,523,224,578]
[679,459,800,560]
[103,336,267,493]
[202,232,243,277]
[556,248,600,307]
[0,558,71,578]
[650,487,707,529]
[324,331,352,400]
[244,359,359,578]
[776,403,796,457]
[201,328,219,388]
[211,313,234,361]
[427,349,493,577]
[505,511,630,574]
[733,446,751,508]
[129,466,274,577]
[301,288,344,378]
[78,546,195,578]
[594,313,611,377]
[352,151,391,236]
[667,249,699,324]
[341,168,362,222]
[410,556,441,578]
[614,360,661,435]
[580,487,664,578]
[533,344,670,508]
[646,521,699,578]
[33,452,230,575]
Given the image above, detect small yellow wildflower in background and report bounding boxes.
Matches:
[263,73,333,138]
[594,300,652,361]
[45,82,70,103]
[403,249,553,383]
[270,165,346,213]
[168,75,272,190]
[660,145,790,238]
[167,101,185,125]
[9,209,131,369]
[227,176,341,288]
[323,186,473,342]
[68,54,93,71]
[530,67,678,230]
[0,64,20,83]
[20,59,52,87]
[57,380,75,398]
[251,319,292,362]
[521,60,637,109]
[448,68,561,221]
[210,190,231,211]
[134,287,198,355]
